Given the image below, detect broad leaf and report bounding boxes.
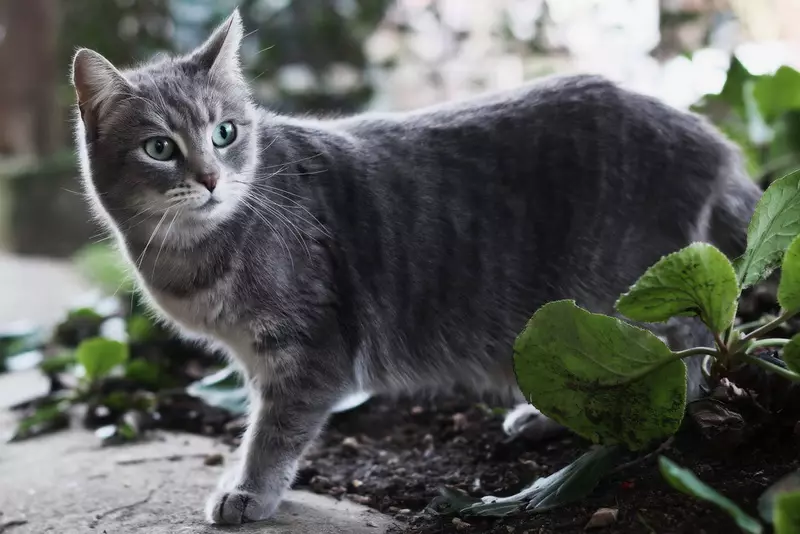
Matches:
[514,300,686,450]
[736,171,800,288]
[781,335,800,374]
[429,445,623,517]
[10,401,70,442]
[778,234,800,310]
[774,492,800,534]
[759,469,800,525]
[76,338,129,382]
[186,366,248,415]
[753,66,800,121]
[616,243,738,333]
[659,457,763,534]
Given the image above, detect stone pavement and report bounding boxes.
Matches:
[0,253,398,534]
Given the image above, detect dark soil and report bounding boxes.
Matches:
[294,394,799,534]
[290,279,800,533]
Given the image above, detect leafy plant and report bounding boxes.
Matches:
[693,57,800,184]
[436,171,800,519]
[516,170,800,453]
[76,338,128,384]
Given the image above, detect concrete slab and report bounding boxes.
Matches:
[0,251,91,327]
[0,376,398,534]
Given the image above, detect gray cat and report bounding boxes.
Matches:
[71,10,761,525]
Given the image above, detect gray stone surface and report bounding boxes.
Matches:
[0,251,91,326]
[0,371,397,534]
[0,255,398,534]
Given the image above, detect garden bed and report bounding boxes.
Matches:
[295,393,798,534]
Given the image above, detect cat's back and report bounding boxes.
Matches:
[342,73,728,160]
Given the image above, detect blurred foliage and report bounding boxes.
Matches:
[5,242,242,444]
[693,57,800,186]
[56,0,393,115]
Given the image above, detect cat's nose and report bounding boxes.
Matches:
[196,173,218,192]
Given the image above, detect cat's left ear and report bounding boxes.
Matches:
[192,9,245,81]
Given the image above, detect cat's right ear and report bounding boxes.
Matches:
[71,48,131,121]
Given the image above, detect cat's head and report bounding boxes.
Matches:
[71,10,257,245]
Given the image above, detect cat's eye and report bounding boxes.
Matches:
[143,137,176,161]
[212,121,237,148]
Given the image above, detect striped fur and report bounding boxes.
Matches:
[71,10,762,525]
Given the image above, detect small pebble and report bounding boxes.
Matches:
[411,406,424,415]
[366,521,378,528]
[203,453,224,466]
[452,412,468,431]
[452,517,471,531]
[585,507,618,530]
[342,436,359,449]
[348,494,372,505]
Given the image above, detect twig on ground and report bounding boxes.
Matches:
[87,485,161,528]
[116,453,211,466]
[0,519,28,533]
[609,437,675,476]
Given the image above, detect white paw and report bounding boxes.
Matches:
[502,403,565,442]
[205,489,280,525]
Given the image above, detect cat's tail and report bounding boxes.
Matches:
[709,165,763,259]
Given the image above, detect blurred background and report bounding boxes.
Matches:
[0,0,800,418]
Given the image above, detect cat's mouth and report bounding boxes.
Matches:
[195,197,220,211]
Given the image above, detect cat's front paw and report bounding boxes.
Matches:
[205,489,280,525]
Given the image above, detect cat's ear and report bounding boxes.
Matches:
[192,9,245,80]
[71,48,131,118]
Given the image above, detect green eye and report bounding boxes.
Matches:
[212,121,237,148]
[143,137,176,161]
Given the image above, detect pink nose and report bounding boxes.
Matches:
[196,173,218,192]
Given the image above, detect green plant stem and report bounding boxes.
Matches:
[745,338,789,353]
[735,319,768,332]
[673,347,719,359]
[739,352,800,382]
[741,309,798,343]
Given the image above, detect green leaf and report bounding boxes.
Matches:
[39,352,77,375]
[73,243,134,295]
[124,359,167,389]
[127,315,158,344]
[778,234,800,310]
[659,457,763,534]
[744,79,775,146]
[430,445,623,517]
[715,55,756,115]
[736,171,800,288]
[514,300,686,450]
[781,335,800,374]
[10,401,70,442]
[774,492,800,534]
[76,338,129,382]
[616,243,738,333]
[753,66,800,121]
[759,469,800,525]
[186,366,248,415]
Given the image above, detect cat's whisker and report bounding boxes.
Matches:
[136,209,170,270]
[275,169,328,177]
[153,208,182,278]
[258,136,279,155]
[145,73,170,116]
[239,196,295,269]
[245,186,331,239]
[263,152,324,169]
[244,189,321,238]
[244,192,312,258]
